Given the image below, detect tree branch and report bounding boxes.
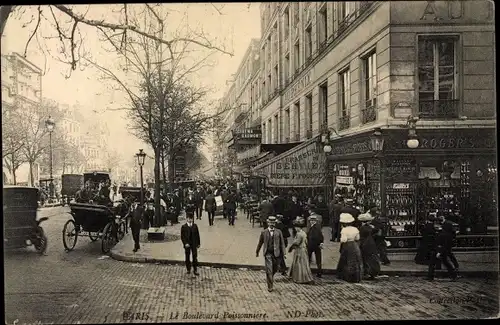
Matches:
[23,6,42,57]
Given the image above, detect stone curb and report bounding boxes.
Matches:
[39,203,62,208]
[109,249,498,279]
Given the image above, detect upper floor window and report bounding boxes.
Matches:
[319,82,328,127]
[284,7,290,39]
[294,41,300,72]
[305,26,313,61]
[338,2,356,33]
[362,51,377,124]
[318,6,328,47]
[418,36,459,118]
[338,69,351,130]
[293,2,300,26]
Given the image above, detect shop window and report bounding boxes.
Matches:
[338,68,351,130]
[417,35,459,118]
[362,51,377,124]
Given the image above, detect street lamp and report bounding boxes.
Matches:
[370,128,385,156]
[136,149,146,206]
[406,115,420,149]
[45,116,55,200]
[320,124,340,203]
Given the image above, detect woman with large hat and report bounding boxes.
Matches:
[287,219,314,284]
[358,212,380,279]
[336,213,363,283]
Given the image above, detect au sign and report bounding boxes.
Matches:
[420,0,493,21]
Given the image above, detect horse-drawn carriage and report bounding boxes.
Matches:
[63,172,128,253]
[3,186,49,254]
[61,174,84,206]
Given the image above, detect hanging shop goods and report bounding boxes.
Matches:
[326,127,497,251]
[252,138,327,188]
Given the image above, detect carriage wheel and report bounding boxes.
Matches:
[101,222,116,253]
[89,232,100,242]
[33,226,48,254]
[63,219,78,251]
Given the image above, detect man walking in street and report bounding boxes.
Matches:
[172,189,182,224]
[329,195,344,242]
[181,214,201,276]
[371,207,391,265]
[226,189,237,226]
[194,185,205,220]
[307,215,324,278]
[129,203,144,253]
[256,216,286,292]
[204,189,217,226]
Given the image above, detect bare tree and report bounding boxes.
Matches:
[87,4,236,225]
[2,108,26,185]
[2,5,233,77]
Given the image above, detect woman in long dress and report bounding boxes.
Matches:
[358,213,381,279]
[288,221,314,284]
[336,213,363,283]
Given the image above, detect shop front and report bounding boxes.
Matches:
[252,137,328,199]
[325,127,498,252]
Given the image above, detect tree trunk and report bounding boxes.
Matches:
[161,149,167,191]
[168,155,175,193]
[0,6,13,36]
[153,146,162,227]
[12,168,17,185]
[29,161,34,187]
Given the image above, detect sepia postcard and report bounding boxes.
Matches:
[2,1,498,323]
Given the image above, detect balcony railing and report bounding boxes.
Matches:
[418,99,459,119]
[361,101,377,124]
[339,115,350,131]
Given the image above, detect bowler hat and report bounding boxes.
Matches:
[309,215,318,221]
[267,216,277,223]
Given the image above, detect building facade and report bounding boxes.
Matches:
[1,52,43,185]
[220,1,496,251]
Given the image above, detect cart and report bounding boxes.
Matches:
[63,202,127,253]
[3,186,49,254]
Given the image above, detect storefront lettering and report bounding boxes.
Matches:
[283,71,312,104]
[420,1,463,21]
[389,136,495,150]
[329,140,372,156]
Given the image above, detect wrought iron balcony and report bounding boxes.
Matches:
[418,99,459,119]
[339,115,350,131]
[361,102,377,124]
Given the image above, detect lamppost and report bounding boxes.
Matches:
[136,149,147,206]
[45,116,55,200]
[370,128,385,212]
[321,124,339,202]
[406,115,420,149]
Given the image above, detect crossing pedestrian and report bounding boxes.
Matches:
[181,214,201,276]
[129,203,144,253]
[255,216,286,292]
[288,221,314,284]
[336,213,363,283]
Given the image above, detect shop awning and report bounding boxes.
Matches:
[252,136,327,188]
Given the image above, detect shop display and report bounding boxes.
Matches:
[386,183,418,237]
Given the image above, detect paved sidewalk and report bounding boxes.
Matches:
[111,209,498,278]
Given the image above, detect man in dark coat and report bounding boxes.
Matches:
[180,214,201,276]
[172,189,182,224]
[272,193,286,218]
[340,198,361,228]
[204,189,217,226]
[129,203,144,252]
[220,187,229,219]
[259,197,274,229]
[370,207,390,265]
[275,215,291,275]
[314,195,329,228]
[256,216,286,292]
[287,194,303,226]
[307,215,324,277]
[225,189,237,226]
[194,186,205,220]
[427,219,457,281]
[185,191,197,219]
[329,195,344,242]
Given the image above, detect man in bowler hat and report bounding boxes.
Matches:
[307,215,324,277]
[256,216,286,292]
[181,214,201,276]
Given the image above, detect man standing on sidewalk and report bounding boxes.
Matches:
[256,216,286,292]
[181,214,201,276]
[307,215,324,278]
[194,185,205,220]
[204,189,217,226]
[226,189,237,226]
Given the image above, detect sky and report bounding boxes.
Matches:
[1,3,261,163]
